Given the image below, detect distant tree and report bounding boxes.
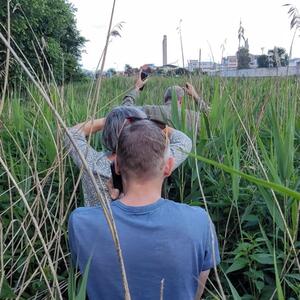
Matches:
[132,68,139,75]
[267,47,289,67]
[175,67,190,76]
[124,64,133,76]
[257,54,269,68]
[154,67,165,76]
[0,0,86,84]
[106,68,116,77]
[237,47,250,69]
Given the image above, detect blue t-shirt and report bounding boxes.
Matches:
[68,198,220,300]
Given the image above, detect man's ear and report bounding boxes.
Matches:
[115,157,121,175]
[163,156,175,177]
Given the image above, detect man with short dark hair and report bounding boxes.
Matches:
[64,106,191,206]
[68,119,220,300]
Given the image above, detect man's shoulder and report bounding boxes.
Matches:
[70,207,106,225]
[164,200,209,222]
[163,200,212,240]
[143,104,171,116]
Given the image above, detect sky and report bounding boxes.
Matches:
[70,0,300,71]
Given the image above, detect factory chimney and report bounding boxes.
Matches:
[163,35,167,66]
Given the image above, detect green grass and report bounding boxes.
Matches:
[0,75,299,299]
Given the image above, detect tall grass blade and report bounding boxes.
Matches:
[190,153,300,200]
[75,257,92,300]
[274,248,284,300]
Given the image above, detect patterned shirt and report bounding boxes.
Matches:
[65,127,192,207]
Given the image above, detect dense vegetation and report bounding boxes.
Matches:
[0,75,299,299]
[0,0,86,85]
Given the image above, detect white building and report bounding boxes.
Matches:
[221,53,259,69]
[221,56,238,69]
[187,60,199,72]
[289,58,300,67]
[187,60,217,72]
[249,54,258,68]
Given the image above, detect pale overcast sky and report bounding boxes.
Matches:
[70,0,300,71]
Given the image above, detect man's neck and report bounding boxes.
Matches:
[120,180,162,207]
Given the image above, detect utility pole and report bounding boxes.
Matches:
[162,35,167,65]
[177,19,185,68]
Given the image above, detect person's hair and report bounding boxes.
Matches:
[102,106,146,153]
[117,120,169,181]
[164,86,184,103]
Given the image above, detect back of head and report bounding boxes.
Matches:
[117,120,168,181]
[102,106,147,153]
[164,86,184,104]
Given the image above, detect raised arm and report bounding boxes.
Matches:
[122,70,147,106]
[73,118,106,136]
[64,118,106,168]
[184,83,210,113]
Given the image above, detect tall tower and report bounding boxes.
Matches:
[163,35,167,66]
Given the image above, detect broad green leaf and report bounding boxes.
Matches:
[250,253,274,265]
[255,280,264,292]
[223,271,242,300]
[0,277,16,299]
[76,257,92,300]
[226,258,248,274]
[258,186,284,231]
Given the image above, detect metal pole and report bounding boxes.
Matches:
[199,48,201,69]
[177,19,185,68]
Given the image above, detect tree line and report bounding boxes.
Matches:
[0,0,86,86]
[237,46,289,69]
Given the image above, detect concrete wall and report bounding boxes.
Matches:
[210,65,300,77]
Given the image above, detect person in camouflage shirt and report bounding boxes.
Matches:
[122,72,210,132]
